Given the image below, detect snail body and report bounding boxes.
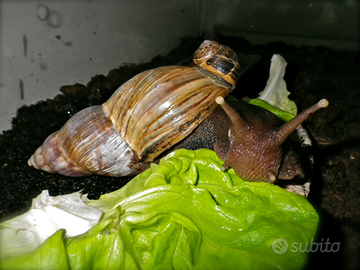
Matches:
[28,40,241,177]
[213,97,329,183]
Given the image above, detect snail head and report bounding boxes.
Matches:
[214,96,329,183]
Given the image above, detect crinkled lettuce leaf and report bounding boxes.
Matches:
[0,190,102,259]
[0,149,319,270]
[0,230,68,270]
[255,54,297,116]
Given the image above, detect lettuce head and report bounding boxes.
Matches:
[0,149,319,270]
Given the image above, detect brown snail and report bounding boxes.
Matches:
[28,40,329,183]
[213,96,329,183]
[28,40,241,177]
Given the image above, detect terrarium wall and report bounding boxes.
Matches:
[204,0,359,50]
[0,0,359,133]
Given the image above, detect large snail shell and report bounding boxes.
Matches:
[103,65,231,162]
[28,40,240,177]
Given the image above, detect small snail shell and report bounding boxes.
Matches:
[193,40,240,88]
[28,40,241,177]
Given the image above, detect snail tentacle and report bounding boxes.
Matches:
[274,99,329,144]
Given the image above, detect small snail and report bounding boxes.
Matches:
[28,40,241,177]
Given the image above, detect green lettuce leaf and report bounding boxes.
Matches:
[0,229,68,269]
[0,149,318,270]
[0,190,102,260]
[249,98,296,122]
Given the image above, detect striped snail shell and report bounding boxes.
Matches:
[28,40,241,177]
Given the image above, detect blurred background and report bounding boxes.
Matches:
[0,0,359,132]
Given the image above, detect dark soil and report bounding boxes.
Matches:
[1,35,359,269]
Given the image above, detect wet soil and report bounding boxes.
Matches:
[1,36,359,269]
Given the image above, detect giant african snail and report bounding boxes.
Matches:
[28,40,241,177]
[28,40,329,183]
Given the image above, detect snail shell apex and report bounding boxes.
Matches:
[193,40,241,89]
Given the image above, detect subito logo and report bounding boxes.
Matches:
[272,238,288,254]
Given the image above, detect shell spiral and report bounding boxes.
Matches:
[28,40,240,177]
[27,106,141,177]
